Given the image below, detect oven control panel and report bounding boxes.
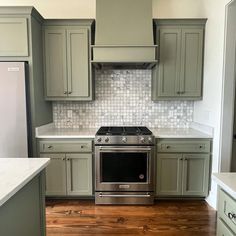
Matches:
[95,135,155,145]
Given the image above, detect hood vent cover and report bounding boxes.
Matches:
[92,0,157,69]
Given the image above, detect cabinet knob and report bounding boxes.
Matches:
[228,212,236,220]
[64,91,67,94]
[68,91,72,94]
[177,91,181,94]
[166,145,170,149]
[67,158,70,161]
[199,145,203,149]
[47,145,53,149]
[180,158,183,161]
[62,158,66,161]
[180,91,185,94]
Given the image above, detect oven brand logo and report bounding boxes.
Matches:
[119,185,130,189]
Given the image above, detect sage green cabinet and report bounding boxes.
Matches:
[41,154,67,196]
[43,20,94,101]
[156,138,211,197]
[0,17,28,56]
[217,219,235,236]
[217,189,236,235]
[66,154,92,196]
[152,19,206,100]
[39,139,93,197]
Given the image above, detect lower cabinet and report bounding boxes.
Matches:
[156,139,211,197]
[39,139,93,197]
[217,188,236,235]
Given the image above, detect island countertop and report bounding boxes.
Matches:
[212,173,236,199]
[0,158,50,207]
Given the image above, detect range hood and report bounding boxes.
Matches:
[92,0,157,69]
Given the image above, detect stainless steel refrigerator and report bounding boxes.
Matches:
[0,62,28,157]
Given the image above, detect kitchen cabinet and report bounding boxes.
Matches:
[152,19,206,100]
[156,139,211,197]
[217,188,236,236]
[43,20,94,101]
[39,139,93,196]
[0,18,28,56]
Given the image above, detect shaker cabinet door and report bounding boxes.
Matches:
[157,154,183,196]
[44,28,67,98]
[66,153,93,196]
[157,29,182,97]
[182,154,209,196]
[180,29,204,98]
[67,29,90,98]
[0,18,28,56]
[41,153,67,196]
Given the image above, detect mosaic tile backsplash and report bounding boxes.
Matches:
[53,70,194,129]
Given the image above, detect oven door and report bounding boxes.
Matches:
[95,146,154,192]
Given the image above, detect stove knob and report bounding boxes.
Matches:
[105,137,109,143]
[122,137,127,143]
[140,137,145,143]
[97,137,102,143]
[148,137,153,143]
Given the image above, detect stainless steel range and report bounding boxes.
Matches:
[95,126,155,205]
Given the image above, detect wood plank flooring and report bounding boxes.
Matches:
[46,200,216,236]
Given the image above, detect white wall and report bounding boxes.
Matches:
[193,0,231,208]
[0,0,204,18]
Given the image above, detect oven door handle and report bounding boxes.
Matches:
[98,147,152,151]
[98,193,152,198]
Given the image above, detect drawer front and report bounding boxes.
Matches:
[157,139,211,153]
[40,140,92,153]
[218,189,236,234]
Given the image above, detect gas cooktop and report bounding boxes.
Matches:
[95,126,154,145]
[96,126,152,136]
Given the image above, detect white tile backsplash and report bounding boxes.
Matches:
[53,70,193,129]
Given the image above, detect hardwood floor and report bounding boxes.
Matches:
[46,200,216,236]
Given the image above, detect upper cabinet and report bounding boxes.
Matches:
[0,18,28,56]
[152,19,207,100]
[43,20,95,101]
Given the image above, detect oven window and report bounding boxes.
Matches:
[101,152,148,182]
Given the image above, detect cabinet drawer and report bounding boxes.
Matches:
[40,140,92,153]
[157,139,211,153]
[218,189,236,234]
[217,218,235,236]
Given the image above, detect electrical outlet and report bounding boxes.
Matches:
[67,110,73,118]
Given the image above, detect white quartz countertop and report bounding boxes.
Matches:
[0,158,50,207]
[36,123,212,139]
[151,128,212,138]
[212,173,236,199]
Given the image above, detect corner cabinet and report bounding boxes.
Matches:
[43,20,95,101]
[152,19,207,100]
[156,139,211,197]
[39,139,93,196]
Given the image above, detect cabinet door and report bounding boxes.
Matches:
[157,154,183,196]
[182,154,209,196]
[157,28,182,97]
[67,29,90,98]
[180,29,203,97]
[40,154,67,196]
[44,28,67,97]
[217,218,235,236]
[0,18,28,56]
[66,153,92,196]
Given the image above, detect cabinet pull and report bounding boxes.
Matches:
[68,91,72,94]
[177,91,181,94]
[228,212,236,220]
[47,145,53,149]
[64,91,67,94]
[199,145,203,149]
[180,91,185,94]
[166,145,170,149]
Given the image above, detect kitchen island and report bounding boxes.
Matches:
[0,158,50,236]
[213,173,236,235]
